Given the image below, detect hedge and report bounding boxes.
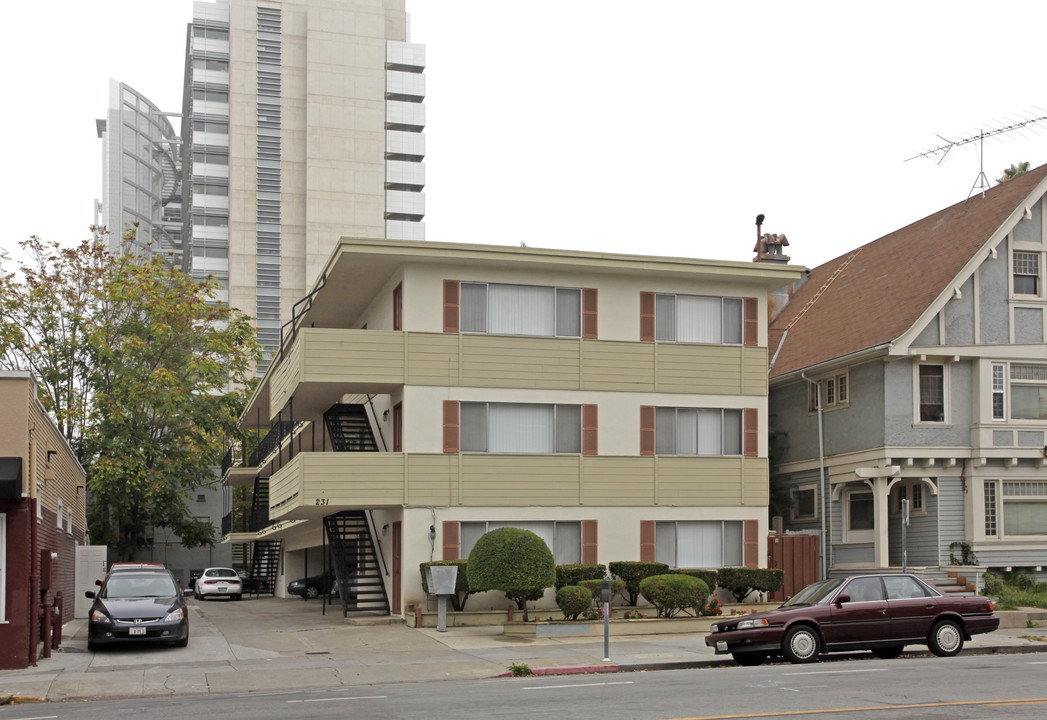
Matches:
[555,563,606,591]
[419,560,472,611]
[638,574,709,617]
[578,578,626,606]
[555,586,593,620]
[671,568,718,595]
[716,567,784,602]
[609,561,670,606]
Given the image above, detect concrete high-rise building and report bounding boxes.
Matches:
[96,80,185,266]
[181,0,426,373]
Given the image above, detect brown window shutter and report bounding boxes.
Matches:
[443,400,460,453]
[640,291,655,342]
[442,521,461,560]
[743,519,759,568]
[582,404,598,456]
[582,288,598,339]
[443,280,460,333]
[743,408,758,457]
[640,520,656,562]
[393,283,403,331]
[392,402,403,453]
[640,405,656,456]
[743,297,758,347]
[581,520,598,564]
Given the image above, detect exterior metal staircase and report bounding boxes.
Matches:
[249,540,282,596]
[323,510,389,616]
[324,404,379,452]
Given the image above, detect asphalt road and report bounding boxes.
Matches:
[4,651,1045,720]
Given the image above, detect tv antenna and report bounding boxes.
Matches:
[905,110,1047,199]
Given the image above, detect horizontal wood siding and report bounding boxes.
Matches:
[582,341,656,391]
[269,339,303,415]
[405,333,460,385]
[581,457,656,504]
[937,477,965,566]
[459,335,581,388]
[303,330,405,383]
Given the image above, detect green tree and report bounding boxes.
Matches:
[467,528,555,621]
[998,161,1031,184]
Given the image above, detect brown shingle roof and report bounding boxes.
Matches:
[769,163,1047,379]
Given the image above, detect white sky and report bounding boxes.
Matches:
[6,0,1047,271]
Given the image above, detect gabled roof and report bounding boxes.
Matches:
[769,163,1047,380]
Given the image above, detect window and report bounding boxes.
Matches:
[192,119,229,134]
[790,484,818,522]
[883,575,934,600]
[192,25,229,40]
[1014,251,1040,295]
[197,494,207,503]
[892,480,926,516]
[460,521,582,564]
[1001,481,1047,536]
[654,521,743,568]
[392,403,403,453]
[984,482,997,537]
[57,499,64,529]
[653,293,743,345]
[917,363,946,423]
[842,576,885,602]
[66,507,73,534]
[460,282,583,338]
[192,57,229,72]
[192,87,229,103]
[807,372,849,412]
[654,408,742,456]
[1010,364,1047,420]
[36,483,42,519]
[992,363,1006,420]
[192,181,228,196]
[460,402,584,454]
[844,490,874,542]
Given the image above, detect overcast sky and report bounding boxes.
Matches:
[6,0,1047,271]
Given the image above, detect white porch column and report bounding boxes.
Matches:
[856,465,900,569]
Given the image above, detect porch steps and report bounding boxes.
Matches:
[829,567,982,597]
[324,404,379,453]
[323,510,390,617]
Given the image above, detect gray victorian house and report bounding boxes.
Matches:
[769,164,1047,584]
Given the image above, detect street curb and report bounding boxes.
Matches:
[1,696,47,705]
[494,664,620,678]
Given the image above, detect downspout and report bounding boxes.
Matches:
[801,373,828,580]
[28,424,39,667]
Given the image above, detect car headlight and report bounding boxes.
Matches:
[736,618,770,630]
[164,608,185,623]
[90,609,112,624]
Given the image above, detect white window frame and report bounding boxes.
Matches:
[914,362,949,425]
[984,481,998,537]
[459,282,583,338]
[992,363,1006,421]
[891,480,927,516]
[790,484,819,522]
[843,488,875,543]
[36,483,43,520]
[56,498,64,530]
[67,506,74,535]
[654,293,744,346]
[1008,363,1047,421]
[999,481,1047,538]
[1012,250,1041,297]
[807,371,849,413]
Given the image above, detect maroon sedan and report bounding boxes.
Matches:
[706,574,998,666]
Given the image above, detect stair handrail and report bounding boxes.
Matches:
[366,509,390,579]
[365,395,389,452]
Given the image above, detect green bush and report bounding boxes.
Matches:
[638,574,709,617]
[578,578,626,605]
[467,528,555,621]
[556,585,593,620]
[717,567,784,602]
[609,561,670,606]
[555,563,606,590]
[419,560,472,611]
[671,568,718,595]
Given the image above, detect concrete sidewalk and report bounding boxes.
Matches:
[2,598,1046,703]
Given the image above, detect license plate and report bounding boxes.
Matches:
[716,641,728,652]
[218,587,227,592]
[129,627,147,636]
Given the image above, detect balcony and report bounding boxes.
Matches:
[265,328,768,422]
[266,452,768,521]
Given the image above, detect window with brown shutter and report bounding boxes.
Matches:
[582,404,598,456]
[743,408,758,457]
[393,282,403,331]
[640,406,656,456]
[442,521,460,560]
[443,280,460,333]
[743,519,759,568]
[640,520,656,562]
[582,520,598,564]
[640,292,655,342]
[443,400,460,453]
[392,402,403,453]
[743,297,758,347]
[582,288,598,339]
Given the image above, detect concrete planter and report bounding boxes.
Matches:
[504,615,720,637]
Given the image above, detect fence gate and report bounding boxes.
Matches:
[767,533,820,602]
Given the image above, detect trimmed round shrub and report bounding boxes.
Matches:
[609,561,670,606]
[419,560,472,610]
[555,563,606,591]
[556,585,593,620]
[639,574,709,617]
[716,567,784,602]
[578,578,626,605]
[671,568,718,596]
[468,528,555,621]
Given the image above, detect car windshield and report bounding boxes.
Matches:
[781,578,845,607]
[102,576,177,598]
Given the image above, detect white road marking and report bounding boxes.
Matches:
[524,681,635,690]
[287,695,386,703]
[1028,661,1047,665]
[4,716,58,720]
[783,668,890,676]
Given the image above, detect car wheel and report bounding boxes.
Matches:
[782,625,820,664]
[928,620,964,657]
[305,585,319,599]
[872,646,904,659]
[233,594,241,601]
[732,652,767,666]
[173,630,189,648]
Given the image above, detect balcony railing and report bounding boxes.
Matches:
[221,512,232,537]
[248,421,296,468]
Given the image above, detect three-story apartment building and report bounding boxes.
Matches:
[224,238,801,614]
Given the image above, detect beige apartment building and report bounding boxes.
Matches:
[223,238,802,616]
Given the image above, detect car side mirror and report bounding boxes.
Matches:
[95,579,104,587]
[85,590,96,599]
[835,594,851,606]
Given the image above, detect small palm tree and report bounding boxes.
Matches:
[998,161,1031,183]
